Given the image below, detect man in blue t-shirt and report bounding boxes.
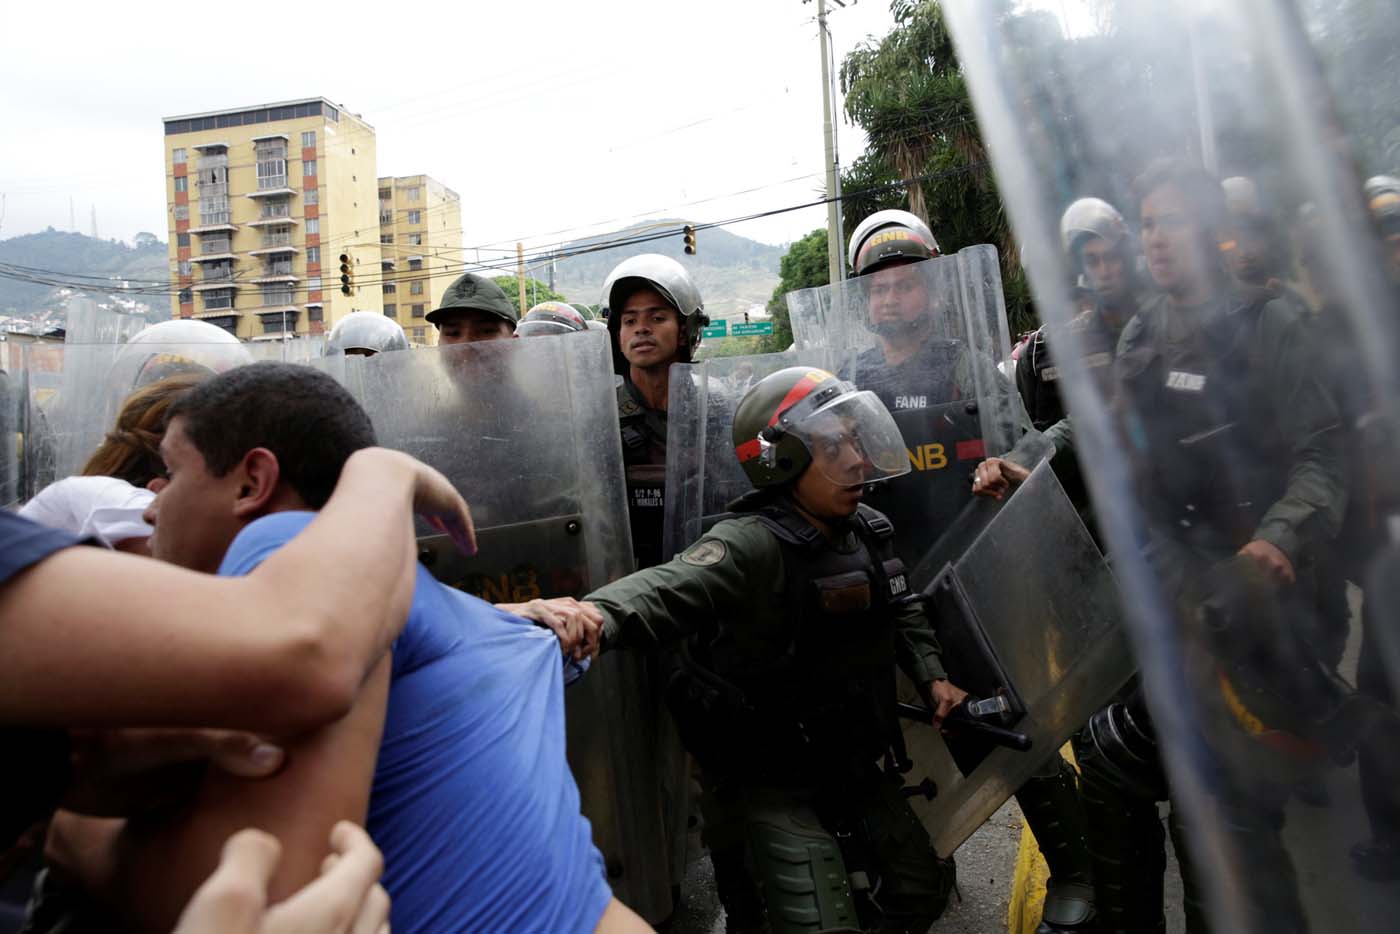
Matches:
[51,363,641,934]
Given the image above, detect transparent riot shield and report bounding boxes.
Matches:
[17,343,65,502]
[663,350,827,556]
[943,1,1400,930]
[786,246,1047,566]
[0,357,19,508]
[46,321,251,481]
[312,331,679,924]
[898,461,1133,857]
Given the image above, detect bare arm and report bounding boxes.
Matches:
[54,658,392,933]
[0,447,469,732]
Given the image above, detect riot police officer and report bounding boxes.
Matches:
[1077,157,1346,934]
[845,211,1093,934]
[586,365,964,934]
[1365,175,1400,284]
[600,253,708,570]
[1016,197,1142,518]
[324,310,410,356]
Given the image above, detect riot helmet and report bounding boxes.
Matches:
[601,254,708,365]
[1059,197,1135,303]
[1365,175,1400,238]
[516,301,587,338]
[847,209,941,277]
[325,311,410,356]
[111,320,251,390]
[732,366,909,490]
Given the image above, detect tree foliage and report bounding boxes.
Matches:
[761,228,829,350]
[490,275,567,310]
[839,0,1035,331]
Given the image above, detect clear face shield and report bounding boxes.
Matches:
[773,387,911,487]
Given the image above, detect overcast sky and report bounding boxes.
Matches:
[0,0,898,254]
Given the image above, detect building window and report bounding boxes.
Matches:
[410,279,424,296]
[408,258,422,271]
[173,204,189,221]
[413,327,426,341]
[407,233,422,246]
[179,288,193,304]
[307,306,324,323]
[173,148,187,164]
[407,210,421,224]
[303,159,317,177]
[305,218,319,235]
[306,246,320,265]
[308,276,322,291]
[178,260,192,276]
[255,139,288,190]
[301,131,316,149]
[383,283,397,295]
[405,186,420,202]
[380,234,393,244]
[261,285,295,306]
[378,188,391,201]
[384,304,397,318]
[174,176,188,192]
[411,304,425,318]
[177,233,190,248]
[304,187,319,205]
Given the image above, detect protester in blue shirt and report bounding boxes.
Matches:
[49,363,643,934]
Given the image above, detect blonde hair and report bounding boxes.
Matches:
[81,372,205,487]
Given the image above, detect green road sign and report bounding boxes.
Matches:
[731,321,774,336]
[701,320,729,339]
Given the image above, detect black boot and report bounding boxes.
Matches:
[1017,756,1097,933]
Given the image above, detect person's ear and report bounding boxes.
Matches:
[232,448,282,518]
[146,477,168,494]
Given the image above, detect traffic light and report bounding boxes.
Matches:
[683,225,697,255]
[339,253,353,295]
[743,311,750,324]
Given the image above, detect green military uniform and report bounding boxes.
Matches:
[589,491,955,934]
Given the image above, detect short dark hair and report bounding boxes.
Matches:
[1132,157,1227,237]
[166,362,376,509]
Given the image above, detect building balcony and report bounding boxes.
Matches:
[379,212,393,225]
[249,273,298,285]
[249,244,299,256]
[193,310,237,320]
[247,186,296,199]
[246,216,299,228]
[192,280,239,292]
[190,253,237,263]
[192,141,230,151]
[250,304,300,317]
[187,222,237,235]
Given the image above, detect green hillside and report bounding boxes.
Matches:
[0,229,169,317]
[548,220,784,318]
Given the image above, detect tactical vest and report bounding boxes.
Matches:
[1023,307,1123,431]
[1116,291,1286,551]
[617,380,668,569]
[850,338,964,413]
[670,499,910,780]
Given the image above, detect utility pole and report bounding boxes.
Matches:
[515,242,527,315]
[814,0,847,285]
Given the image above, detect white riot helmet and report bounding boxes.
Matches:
[846,209,941,277]
[325,311,410,356]
[1059,197,1130,257]
[111,320,252,389]
[1364,175,1400,234]
[601,253,708,363]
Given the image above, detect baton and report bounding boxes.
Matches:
[896,701,1033,752]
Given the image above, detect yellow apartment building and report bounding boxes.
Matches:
[377,175,462,346]
[162,98,381,341]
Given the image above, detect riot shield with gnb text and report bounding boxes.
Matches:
[943,0,1400,929]
[786,246,1047,566]
[312,331,679,924]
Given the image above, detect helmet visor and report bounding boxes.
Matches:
[785,391,910,486]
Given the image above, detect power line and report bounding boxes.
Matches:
[0,162,986,300]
